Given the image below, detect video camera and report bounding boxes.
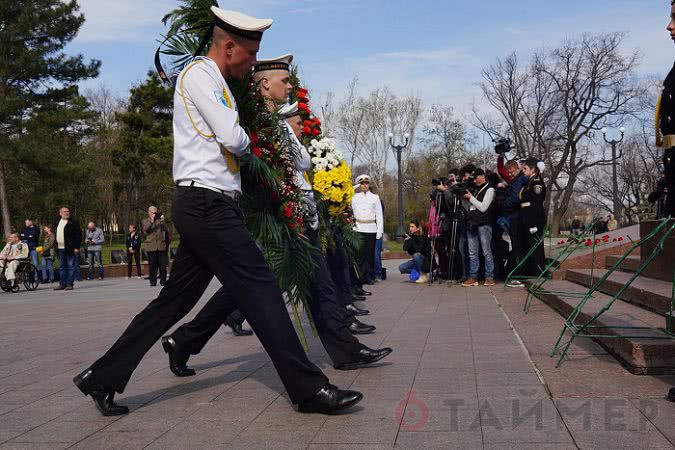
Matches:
[451,175,476,196]
[494,137,513,155]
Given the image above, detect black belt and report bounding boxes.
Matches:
[176,180,241,202]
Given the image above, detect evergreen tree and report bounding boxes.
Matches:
[0,0,100,235]
[113,72,174,228]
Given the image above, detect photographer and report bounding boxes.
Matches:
[398,219,431,284]
[142,205,169,287]
[455,164,476,282]
[462,169,496,287]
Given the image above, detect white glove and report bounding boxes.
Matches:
[376,233,383,240]
[529,227,538,235]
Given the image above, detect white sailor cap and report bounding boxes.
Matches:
[278,102,300,119]
[254,53,294,73]
[355,174,371,184]
[210,7,273,42]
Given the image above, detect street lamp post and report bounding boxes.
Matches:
[602,127,625,227]
[388,132,410,237]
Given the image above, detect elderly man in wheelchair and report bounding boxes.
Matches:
[0,233,29,292]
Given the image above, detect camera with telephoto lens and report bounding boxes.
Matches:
[494,137,513,154]
[451,177,476,196]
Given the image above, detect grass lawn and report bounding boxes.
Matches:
[384,240,404,253]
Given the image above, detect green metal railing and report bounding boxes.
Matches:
[548,218,675,368]
[522,222,599,313]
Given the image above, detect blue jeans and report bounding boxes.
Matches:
[468,225,494,279]
[57,249,76,287]
[373,238,383,279]
[29,249,39,281]
[87,250,104,279]
[41,257,54,282]
[458,228,470,278]
[399,253,426,274]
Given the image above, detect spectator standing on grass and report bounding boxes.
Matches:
[85,222,105,280]
[41,225,56,283]
[20,219,40,281]
[126,224,142,279]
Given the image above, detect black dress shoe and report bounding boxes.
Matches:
[355,288,372,296]
[345,303,370,316]
[667,387,675,402]
[298,384,363,414]
[73,369,129,416]
[225,316,253,336]
[352,294,367,302]
[335,346,393,370]
[161,336,196,377]
[348,320,376,335]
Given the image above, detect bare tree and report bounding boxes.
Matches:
[421,104,468,170]
[475,33,643,234]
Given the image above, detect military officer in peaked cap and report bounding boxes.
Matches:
[659,1,675,219]
[73,7,362,416]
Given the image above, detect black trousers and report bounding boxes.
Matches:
[127,249,142,278]
[147,250,168,285]
[524,227,546,277]
[173,226,363,367]
[666,148,675,217]
[88,187,327,404]
[357,232,377,283]
[505,213,525,277]
[325,228,356,307]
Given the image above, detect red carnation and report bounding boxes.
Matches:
[304,120,313,126]
[586,241,592,247]
[618,237,624,241]
[250,131,259,145]
[313,117,321,125]
[283,206,293,218]
[303,126,311,134]
[613,238,617,242]
[288,222,295,229]
[298,102,308,111]
[297,88,308,96]
[252,146,262,157]
[311,128,321,136]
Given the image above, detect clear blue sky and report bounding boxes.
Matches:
[69,0,673,118]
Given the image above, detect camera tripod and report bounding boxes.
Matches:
[446,194,461,285]
[427,191,443,286]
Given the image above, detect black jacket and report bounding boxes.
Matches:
[20,225,40,251]
[519,176,547,230]
[403,233,431,272]
[53,218,82,256]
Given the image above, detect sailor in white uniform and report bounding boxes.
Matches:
[74,7,362,417]
[351,174,384,283]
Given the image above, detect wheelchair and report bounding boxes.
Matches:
[0,259,40,293]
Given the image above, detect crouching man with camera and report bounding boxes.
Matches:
[462,169,496,287]
[398,219,431,284]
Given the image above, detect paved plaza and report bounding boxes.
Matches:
[1,260,675,449]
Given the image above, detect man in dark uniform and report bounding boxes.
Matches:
[662,1,675,403]
[659,1,675,219]
[519,158,547,277]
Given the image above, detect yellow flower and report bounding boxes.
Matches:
[313,161,353,217]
